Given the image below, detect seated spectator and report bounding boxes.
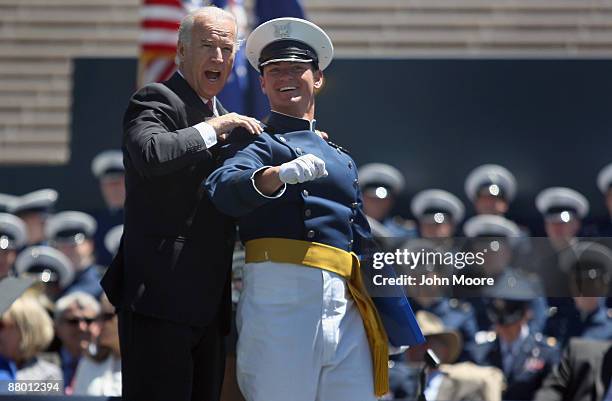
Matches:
[534,338,611,401]
[0,295,62,384]
[389,311,504,401]
[72,294,120,396]
[471,285,560,401]
[46,211,103,298]
[545,241,612,347]
[53,291,100,394]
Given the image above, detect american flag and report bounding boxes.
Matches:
[138,0,196,87]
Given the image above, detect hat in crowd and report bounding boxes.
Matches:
[416,311,462,364]
[0,194,18,213]
[0,213,27,251]
[104,224,123,256]
[559,241,612,277]
[597,163,612,194]
[484,281,535,326]
[463,214,521,238]
[246,17,334,72]
[0,276,36,315]
[45,211,97,244]
[91,150,124,179]
[464,164,517,202]
[411,189,465,225]
[358,163,405,200]
[14,245,75,288]
[10,189,58,215]
[535,187,589,223]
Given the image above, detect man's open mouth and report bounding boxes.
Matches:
[205,70,221,81]
[279,86,297,92]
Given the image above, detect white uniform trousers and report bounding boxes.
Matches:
[236,261,377,401]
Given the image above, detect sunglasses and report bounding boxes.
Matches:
[62,317,96,326]
[96,312,116,322]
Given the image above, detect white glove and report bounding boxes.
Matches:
[278,154,328,185]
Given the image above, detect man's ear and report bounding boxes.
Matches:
[314,70,324,89]
[259,75,267,94]
[177,41,185,63]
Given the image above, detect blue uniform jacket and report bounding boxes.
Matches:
[206,111,370,254]
[206,111,424,347]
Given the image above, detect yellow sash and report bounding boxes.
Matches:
[245,237,390,397]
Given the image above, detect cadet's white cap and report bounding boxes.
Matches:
[246,17,334,72]
[0,213,27,250]
[597,163,612,194]
[463,214,521,238]
[358,163,405,199]
[91,150,124,179]
[10,189,58,215]
[411,189,465,224]
[14,245,75,288]
[535,187,589,221]
[104,224,123,256]
[45,211,97,242]
[0,194,18,213]
[464,164,517,202]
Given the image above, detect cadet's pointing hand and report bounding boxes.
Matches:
[208,113,263,137]
[279,154,328,184]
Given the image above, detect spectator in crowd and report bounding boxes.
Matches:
[46,211,102,298]
[100,6,262,401]
[10,189,58,246]
[53,291,100,394]
[471,285,560,401]
[72,294,120,396]
[0,295,62,384]
[534,338,612,401]
[464,164,517,217]
[462,214,548,333]
[359,162,417,241]
[544,241,612,347]
[0,213,27,279]
[410,189,465,239]
[536,187,589,252]
[389,311,504,401]
[90,150,125,267]
[14,245,75,302]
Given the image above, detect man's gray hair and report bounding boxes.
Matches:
[176,6,240,65]
[54,291,100,320]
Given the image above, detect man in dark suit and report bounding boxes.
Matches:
[535,339,612,401]
[100,6,262,401]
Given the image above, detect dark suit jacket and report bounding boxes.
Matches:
[101,72,235,330]
[535,339,612,401]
